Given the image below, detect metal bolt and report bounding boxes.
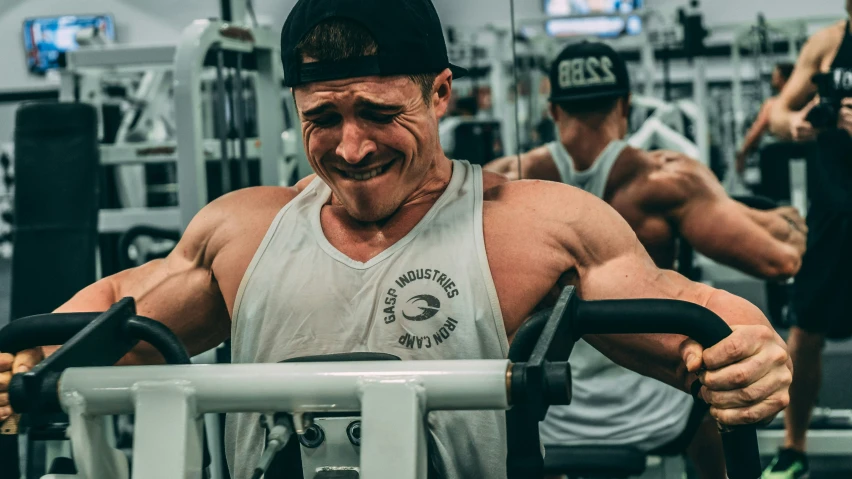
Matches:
[298,424,325,449]
[346,420,361,446]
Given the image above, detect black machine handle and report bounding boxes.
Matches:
[575,299,761,479]
[507,287,761,479]
[0,298,191,414]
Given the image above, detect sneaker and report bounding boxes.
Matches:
[761,448,809,479]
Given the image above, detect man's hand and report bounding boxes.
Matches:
[0,348,44,421]
[790,108,817,142]
[771,206,807,255]
[838,99,852,136]
[680,325,792,425]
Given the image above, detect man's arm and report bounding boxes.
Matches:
[483,147,562,181]
[637,153,804,280]
[530,182,791,425]
[736,99,774,172]
[769,24,834,139]
[53,186,298,364]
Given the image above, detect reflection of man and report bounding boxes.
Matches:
[735,63,794,174]
[766,3,852,477]
[486,42,806,479]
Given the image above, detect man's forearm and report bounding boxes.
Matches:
[768,106,795,140]
[585,274,778,393]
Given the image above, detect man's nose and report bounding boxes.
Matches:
[336,120,377,164]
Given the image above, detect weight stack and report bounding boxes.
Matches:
[11,103,99,320]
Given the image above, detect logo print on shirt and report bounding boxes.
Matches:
[381,268,461,349]
[402,294,441,321]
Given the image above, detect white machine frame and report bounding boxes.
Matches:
[42,360,511,479]
[59,11,307,233]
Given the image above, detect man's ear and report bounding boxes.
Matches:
[621,94,632,118]
[432,68,453,119]
[548,102,560,121]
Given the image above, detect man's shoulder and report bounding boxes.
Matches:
[633,150,722,206]
[805,20,846,59]
[483,178,601,215]
[196,184,307,235]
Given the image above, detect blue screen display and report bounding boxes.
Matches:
[23,14,116,74]
[543,0,643,37]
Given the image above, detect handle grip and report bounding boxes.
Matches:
[575,299,762,479]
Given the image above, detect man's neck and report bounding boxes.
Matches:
[559,120,623,171]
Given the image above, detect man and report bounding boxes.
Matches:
[736,62,795,174]
[485,42,805,479]
[766,3,852,477]
[0,2,792,479]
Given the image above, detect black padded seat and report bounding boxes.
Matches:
[543,445,647,478]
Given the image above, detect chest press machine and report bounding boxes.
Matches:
[0,286,762,479]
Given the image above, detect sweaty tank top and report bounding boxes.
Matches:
[539,140,693,451]
[815,20,852,211]
[225,160,509,479]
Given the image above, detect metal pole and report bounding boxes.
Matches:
[731,35,745,145]
[234,52,250,188]
[59,361,512,415]
[215,46,232,195]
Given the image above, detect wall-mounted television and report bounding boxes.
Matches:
[23,14,116,74]
[543,0,643,38]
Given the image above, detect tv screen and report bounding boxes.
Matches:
[23,14,116,74]
[543,0,643,38]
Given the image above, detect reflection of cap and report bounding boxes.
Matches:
[549,41,630,102]
[280,0,468,87]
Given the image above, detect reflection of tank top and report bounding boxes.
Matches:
[540,140,693,451]
[815,20,852,211]
[225,161,510,479]
[545,140,627,198]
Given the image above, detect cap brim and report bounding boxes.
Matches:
[549,89,629,102]
[450,64,469,79]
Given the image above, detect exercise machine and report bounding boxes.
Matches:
[0,287,763,479]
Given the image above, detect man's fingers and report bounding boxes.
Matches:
[700,367,792,409]
[709,392,789,426]
[12,348,43,374]
[679,339,704,373]
[0,406,11,422]
[0,392,8,407]
[701,327,764,370]
[0,353,12,371]
[701,342,787,391]
[0,371,9,393]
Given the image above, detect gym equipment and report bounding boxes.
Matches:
[56,0,309,234]
[628,95,702,163]
[11,103,99,319]
[0,286,763,479]
[452,120,504,166]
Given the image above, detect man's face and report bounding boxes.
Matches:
[294,71,451,222]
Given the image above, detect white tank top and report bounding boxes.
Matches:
[539,141,693,451]
[225,160,510,479]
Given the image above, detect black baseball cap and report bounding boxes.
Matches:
[280,0,468,87]
[549,42,630,103]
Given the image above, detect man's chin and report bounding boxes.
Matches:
[342,201,397,223]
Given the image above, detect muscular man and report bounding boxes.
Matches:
[485,42,805,479]
[736,62,795,174]
[0,3,792,478]
[767,3,852,477]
